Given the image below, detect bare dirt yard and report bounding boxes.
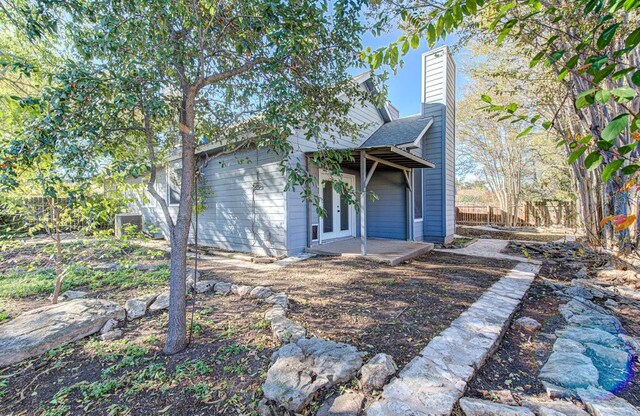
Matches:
[456,225,576,243]
[0,236,518,415]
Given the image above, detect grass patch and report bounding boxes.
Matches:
[0,265,169,299]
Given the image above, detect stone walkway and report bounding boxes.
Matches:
[436,238,542,264]
[366,262,540,415]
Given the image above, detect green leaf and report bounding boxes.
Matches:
[411,34,420,49]
[602,159,624,180]
[480,94,492,103]
[578,134,594,144]
[568,146,587,164]
[625,27,640,49]
[602,113,630,141]
[542,121,553,130]
[619,141,638,155]
[530,51,545,68]
[584,152,603,170]
[576,88,597,109]
[611,87,636,99]
[597,140,614,150]
[611,67,635,81]
[506,102,518,113]
[622,164,640,175]
[592,64,616,83]
[401,40,409,55]
[597,23,620,49]
[547,50,565,65]
[556,139,567,147]
[595,90,611,103]
[497,19,516,45]
[467,0,477,14]
[632,71,640,87]
[516,126,533,138]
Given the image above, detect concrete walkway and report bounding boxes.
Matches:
[367,262,540,415]
[436,238,542,264]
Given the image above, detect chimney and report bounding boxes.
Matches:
[421,46,456,244]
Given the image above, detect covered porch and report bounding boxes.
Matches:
[307,237,434,266]
[306,143,435,263]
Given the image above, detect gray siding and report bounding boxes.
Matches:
[285,84,384,253]
[421,46,456,244]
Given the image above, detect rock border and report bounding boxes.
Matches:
[366,262,540,416]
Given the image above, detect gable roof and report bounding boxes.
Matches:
[359,115,433,149]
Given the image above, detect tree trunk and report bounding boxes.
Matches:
[164,87,197,355]
[50,198,64,304]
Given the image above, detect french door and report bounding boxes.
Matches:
[319,171,356,241]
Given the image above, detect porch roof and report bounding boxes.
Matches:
[307,145,435,171]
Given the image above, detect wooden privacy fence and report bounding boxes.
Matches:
[456,201,577,228]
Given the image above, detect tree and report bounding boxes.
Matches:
[1,0,371,353]
[369,0,640,247]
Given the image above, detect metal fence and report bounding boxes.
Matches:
[0,197,88,235]
[456,201,577,228]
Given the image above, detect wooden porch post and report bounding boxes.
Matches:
[360,150,367,255]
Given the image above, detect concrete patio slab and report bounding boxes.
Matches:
[307,238,434,266]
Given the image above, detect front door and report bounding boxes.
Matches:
[319,172,355,241]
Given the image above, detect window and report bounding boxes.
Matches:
[167,162,182,205]
[413,169,423,220]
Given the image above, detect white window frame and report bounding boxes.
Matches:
[413,169,423,221]
[167,162,182,206]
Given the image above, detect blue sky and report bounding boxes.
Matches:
[357,29,471,117]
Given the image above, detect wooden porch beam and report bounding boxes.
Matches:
[403,170,413,192]
[365,161,378,187]
[365,154,411,172]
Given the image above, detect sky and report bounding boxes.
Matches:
[357,29,472,117]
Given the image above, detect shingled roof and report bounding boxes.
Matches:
[359,115,433,149]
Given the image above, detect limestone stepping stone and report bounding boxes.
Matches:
[265,305,287,321]
[262,337,364,412]
[0,299,125,368]
[366,262,540,416]
[459,397,535,415]
[265,292,288,309]
[539,351,599,390]
[577,386,640,416]
[521,400,589,416]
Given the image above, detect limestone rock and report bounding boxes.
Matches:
[0,299,125,368]
[521,400,589,416]
[100,318,119,334]
[459,397,535,415]
[265,305,287,321]
[265,292,289,309]
[125,294,157,319]
[186,268,200,289]
[271,316,306,343]
[553,338,586,354]
[577,386,640,416]
[360,353,397,391]
[194,280,217,293]
[555,327,623,349]
[148,291,170,312]
[539,352,599,390]
[514,316,542,331]
[317,392,365,416]
[100,329,123,341]
[604,299,618,308]
[262,337,364,412]
[231,284,252,298]
[250,286,273,300]
[214,282,232,295]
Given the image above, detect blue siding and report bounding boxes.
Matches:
[367,171,407,240]
[421,46,455,244]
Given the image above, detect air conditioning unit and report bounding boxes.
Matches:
[114,213,143,237]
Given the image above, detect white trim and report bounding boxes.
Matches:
[397,117,434,150]
[318,170,357,242]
